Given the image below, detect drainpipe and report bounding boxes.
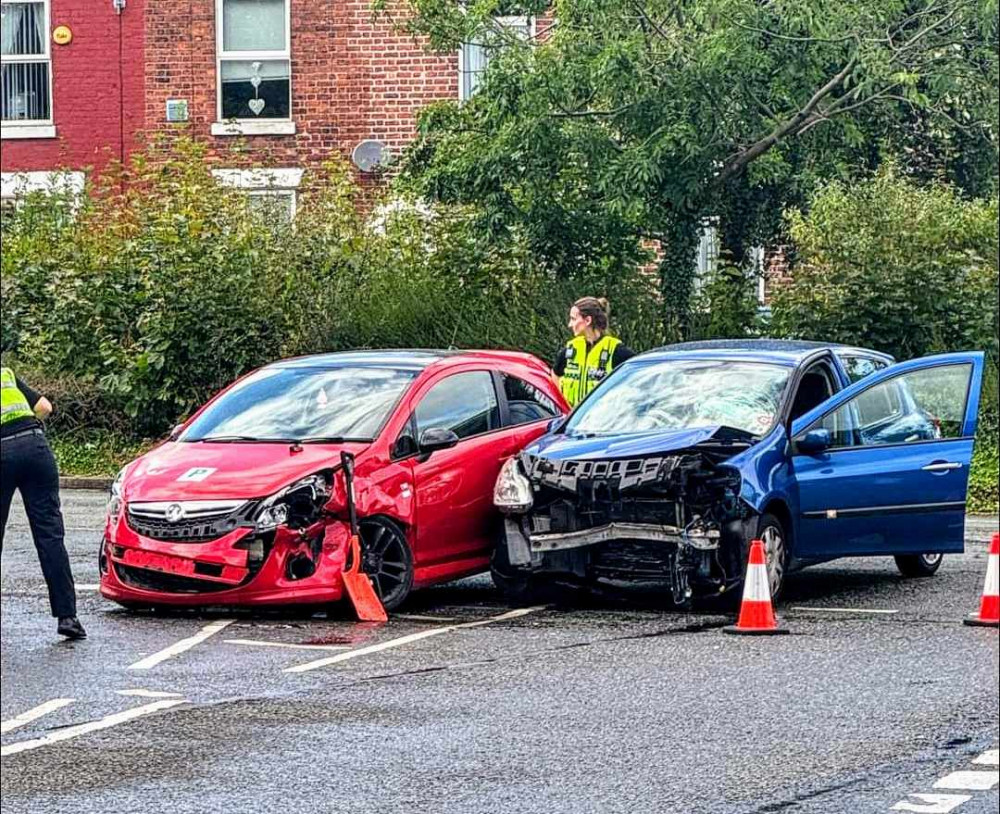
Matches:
[113,0,126,168]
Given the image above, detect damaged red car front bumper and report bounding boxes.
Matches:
[99,508,352,607]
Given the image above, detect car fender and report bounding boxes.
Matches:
[720,425,797,521]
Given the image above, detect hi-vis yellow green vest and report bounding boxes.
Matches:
[559,335,620,408]
[1,367,34,426]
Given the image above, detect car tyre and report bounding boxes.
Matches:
[358,516,415,611]
[754,513,789,603]
[490,534,549,605]
[894,553,943,578]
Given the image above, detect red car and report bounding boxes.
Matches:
[99,351,567,610]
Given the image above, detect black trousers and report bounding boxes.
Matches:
[0,431,77,618]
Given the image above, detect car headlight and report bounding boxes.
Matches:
[494,457,533,514]
[254,472,332,532]
[108,466,127,523]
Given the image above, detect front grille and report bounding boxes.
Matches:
[126,500,255,543]
[114,563,233,594]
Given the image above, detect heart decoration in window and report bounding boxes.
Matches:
[249,98,266,116]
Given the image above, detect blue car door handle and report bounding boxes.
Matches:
[922,461,963,473]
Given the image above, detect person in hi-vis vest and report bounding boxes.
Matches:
[553,297,635,408]
[1,366,86,640]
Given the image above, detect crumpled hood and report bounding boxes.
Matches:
[524,426,750,462]
[121,440,370,502]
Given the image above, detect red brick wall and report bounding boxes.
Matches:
[143,1,459,176]
[0,0,145,174]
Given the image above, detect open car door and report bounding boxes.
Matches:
[788,352,984,559]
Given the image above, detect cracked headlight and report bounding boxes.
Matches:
[254,472,332,532]
[494,457,533,514]
[107,466,127,523]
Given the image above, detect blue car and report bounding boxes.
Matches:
[492,340,985,603]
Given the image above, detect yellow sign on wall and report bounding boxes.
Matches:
[52,25,73,46]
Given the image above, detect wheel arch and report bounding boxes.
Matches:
[760,498,795,556]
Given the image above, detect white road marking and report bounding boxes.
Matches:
[285,607,546,674]
[973,749,999,766]
[395,614,458,622]
[75,584,100,591]
[1,699,187,758]
[224,639,350,652]
[892,793,972,813]
[1,699,75,735]
[116,689,184,699]
[933,770,1000,790]
[127,619,234,670]
[788,606,899,615]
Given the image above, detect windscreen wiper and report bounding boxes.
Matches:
[295,436,371,444]
[195,435,286,443]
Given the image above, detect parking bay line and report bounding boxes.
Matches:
[788,606,899,615]
[933,770,1000,791]
[117,689,184,699]
[973,750,999,766]
[1,699,75,735]
[128,619,234,671]
[225,638,350,652]
[1,699,187,758]
[285,606,547,674]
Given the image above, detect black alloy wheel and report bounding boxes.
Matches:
[894,553,944,578]
[358,517,415,611]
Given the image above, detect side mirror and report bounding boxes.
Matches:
[796,428,832,455]
[418,427,460,455]
[169,423,185,441]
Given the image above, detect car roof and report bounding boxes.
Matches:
[267,349,549,372]
[640,339,894,366]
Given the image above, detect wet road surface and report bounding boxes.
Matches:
[2,491,998,814]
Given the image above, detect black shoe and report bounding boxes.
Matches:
[57,617,87,640]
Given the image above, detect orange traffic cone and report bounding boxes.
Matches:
[723,539,790,636]
[964,533,999,629]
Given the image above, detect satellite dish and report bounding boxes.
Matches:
[352,140,390,173]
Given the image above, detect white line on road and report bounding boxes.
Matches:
[892,793,972,813]
[1,699,187,758]
[284,607,546,674]
[224,639,350,652]
[75,584,100,592]
[395,614,458,622]
[973,749,999,766]
[789,606,899,615]
[116,689,184,699]
[128,619,234,670]
[933,770,1000,790]
[1,699,75,735]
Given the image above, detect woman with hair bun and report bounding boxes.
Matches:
[553,297,635,408]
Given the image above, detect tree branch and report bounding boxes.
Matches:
[717,53,859,183]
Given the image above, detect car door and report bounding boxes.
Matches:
[789,352,984,558]
[408,370,515,572]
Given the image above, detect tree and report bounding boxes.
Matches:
[387,0,999,338]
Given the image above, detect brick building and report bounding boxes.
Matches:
[2,0,521,211]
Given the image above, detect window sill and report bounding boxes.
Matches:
[1,124,57,140]
[211,120,296,137]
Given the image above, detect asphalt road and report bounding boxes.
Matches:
[2,491,998,814]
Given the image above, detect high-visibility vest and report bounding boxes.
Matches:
[1,367,34,426]
[559,334,620,408]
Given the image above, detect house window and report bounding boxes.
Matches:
[216,0,290,122]
[1,1,51,125]
[212,168,301,224]
[459,16,532,101]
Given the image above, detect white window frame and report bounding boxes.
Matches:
[1,170,85,206]
[213,0,294,136]
[1,0,55,138]
[212,167,301,221]
[458,15,535,102]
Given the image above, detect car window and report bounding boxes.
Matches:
[840,355,890,384]
[502,374,559,426]
[806,363,972,449]
[789,364,836,422]
[415,371,500,441]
